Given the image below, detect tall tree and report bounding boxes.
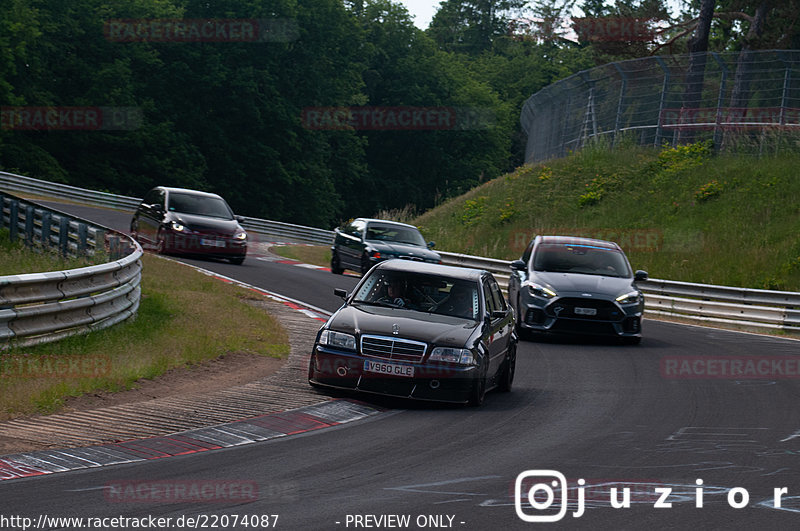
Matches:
[428,0,525,54]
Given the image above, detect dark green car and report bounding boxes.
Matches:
[331,218,441,275]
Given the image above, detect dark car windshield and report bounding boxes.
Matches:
[533,243,632,278]
[353,270,479,321]
[167,192,233,219]
[365,224,427,247]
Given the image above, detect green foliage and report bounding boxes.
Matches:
[578,177,605,207]
[694,180,723,202]
[460,196,487,225]
[498,200,517,223]
[657,139,714,174]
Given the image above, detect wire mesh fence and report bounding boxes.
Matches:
[520,50,800,163]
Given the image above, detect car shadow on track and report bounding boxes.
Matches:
[308,385,536,412]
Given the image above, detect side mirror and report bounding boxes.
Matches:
[152,203,163,213]
[235,215,245,223]
[427,241,436,249]
[334,288,348,299]
[510,259,526,271]
[634,270,649,281]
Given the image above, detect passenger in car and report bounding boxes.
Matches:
[445,284,475,320]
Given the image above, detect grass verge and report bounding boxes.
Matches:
[0,228,97,275]
[0,253,289,419]
[271,244,331,268]
[414,141,800,291]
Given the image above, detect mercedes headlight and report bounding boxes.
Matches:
[318,330,356,350]
[429,347,475,365]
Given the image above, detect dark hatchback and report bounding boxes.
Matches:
[507,235,648,344]
[330,218,441,276]
[130,186,248,264]
[308,260,517,406]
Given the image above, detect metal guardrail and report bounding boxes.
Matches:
[242,217,333,246]
[440,251,800,335]
[0,171,334,246]
[3,173,798,335]
[0,170,141,211]
[0,192,142,349]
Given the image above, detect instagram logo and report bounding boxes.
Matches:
[515,470,573,522]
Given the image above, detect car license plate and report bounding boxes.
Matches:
[363,360,414,377]
[574,307,597,316]
[201,238,225,247]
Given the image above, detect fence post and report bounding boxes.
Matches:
[0,194,4,230]
[612,63,628,147]
[710,53,728,151]
[654,56,670,148]
[778,51,791,155]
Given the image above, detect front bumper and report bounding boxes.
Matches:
[162,231,247,258]
[517,294,643,338]
[308,345,479,404]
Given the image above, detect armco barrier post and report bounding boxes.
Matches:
[78,223,88,255]
[41,211,52,248]
[109,235,119,260]
[58,216,69,256]
[9,200,18,241]
[25,205,34,245]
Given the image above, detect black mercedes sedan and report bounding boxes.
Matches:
[330,218,441,275]
[308,260,517,406]
[507,235,648,344]
[130,186,248,264]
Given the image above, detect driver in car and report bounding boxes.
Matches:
[379,277,413,307]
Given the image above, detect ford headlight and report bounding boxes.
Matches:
[526,282,556,299]
[233,229,247,240]
[318,330,356,350]
[429,347,475,365]
[616,291,642,305]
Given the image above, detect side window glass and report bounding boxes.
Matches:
[521,240,535,263]
[157,190,166,207]
[482,282,496,315]
[353,221,365,238]
[489,278,507,311]
[142,190,157,206]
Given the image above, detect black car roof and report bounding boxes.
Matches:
[157,186,225,200]
[375,259,485,281]
[537,235,621,250]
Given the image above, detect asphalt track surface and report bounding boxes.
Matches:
[1,202,799,530]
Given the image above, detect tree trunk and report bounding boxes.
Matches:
[678,0,716,144]
[730,2,770,108]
